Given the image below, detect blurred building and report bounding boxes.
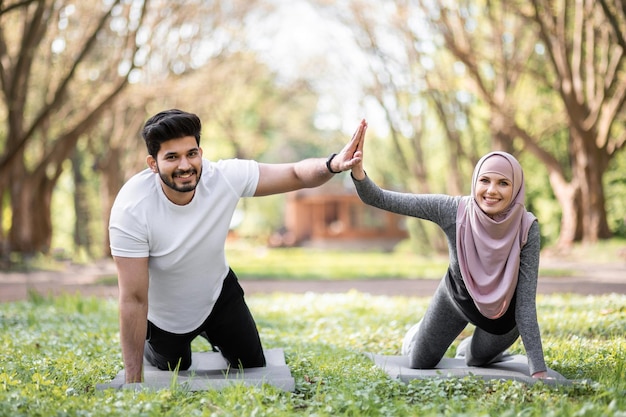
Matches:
[272,178,408,250]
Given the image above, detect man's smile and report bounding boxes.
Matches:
[174,170,196,180]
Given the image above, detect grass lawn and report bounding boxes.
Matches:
[1,292,625,416]
[225,246,451,280]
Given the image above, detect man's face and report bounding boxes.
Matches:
[148,136,203,205]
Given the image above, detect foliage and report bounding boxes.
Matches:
[331,0,626,247]
[49,47,326,255]
[1,292,625,416]
[3,0,625,261]
[605,150,626,238]
[0,0,155,258]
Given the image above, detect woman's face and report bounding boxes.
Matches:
[474,172,514,217]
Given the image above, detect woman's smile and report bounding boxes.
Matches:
[475,174,513,217]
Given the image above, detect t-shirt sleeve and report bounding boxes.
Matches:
[216,159,260,197]
[109,200,150,258]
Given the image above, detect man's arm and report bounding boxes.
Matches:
[114,256,149,384]
[254,119,367,196]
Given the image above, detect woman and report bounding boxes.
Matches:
[351,137,548,379]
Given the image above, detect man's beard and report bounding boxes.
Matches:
[158,167,201,193]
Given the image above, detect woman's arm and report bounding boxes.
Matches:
[352,174,458,224]
[514,221,548,377]
[349,127,456,222]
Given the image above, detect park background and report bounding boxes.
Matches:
[1,1,626,416]
[1,0,626,268]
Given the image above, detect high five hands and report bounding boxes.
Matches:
[327,119,367,177]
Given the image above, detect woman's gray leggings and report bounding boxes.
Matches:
[406,281,519,369]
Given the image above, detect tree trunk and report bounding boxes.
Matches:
[549,130,612,248]
[490,113,515,154]
[550,178,580,248]
[570,131,612,242]
[72,150,92,256]
[99,147,125,257]
[8,170,56,255]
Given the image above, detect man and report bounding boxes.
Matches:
[109,109,366,383]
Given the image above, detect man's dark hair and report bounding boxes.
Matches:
[141,109,202,157]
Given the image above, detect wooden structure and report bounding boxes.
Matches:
[274,178,408,249]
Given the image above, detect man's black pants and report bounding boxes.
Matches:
[144,269,266,371]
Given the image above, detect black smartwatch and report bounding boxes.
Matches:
[326,153,342,174]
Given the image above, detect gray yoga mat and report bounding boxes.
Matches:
[367,353,573,386]
[97,348,295,392]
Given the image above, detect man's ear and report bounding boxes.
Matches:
[147,155,158,173]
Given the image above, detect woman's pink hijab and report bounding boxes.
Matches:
[456,152,536,319]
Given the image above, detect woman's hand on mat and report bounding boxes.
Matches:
[532,370,550,379]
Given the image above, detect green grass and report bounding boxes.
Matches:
[225,247,450,280]
[546,237,626,263]
[1,292,625,416]
[95,247,451,286]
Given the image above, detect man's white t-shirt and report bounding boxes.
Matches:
[109,158,259,333]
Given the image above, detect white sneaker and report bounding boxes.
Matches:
[401,321,422,356]
[455,336,471,358]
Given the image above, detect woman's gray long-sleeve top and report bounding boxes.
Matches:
[353,175,547,375]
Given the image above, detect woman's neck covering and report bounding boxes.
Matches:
[456,151,536,319]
